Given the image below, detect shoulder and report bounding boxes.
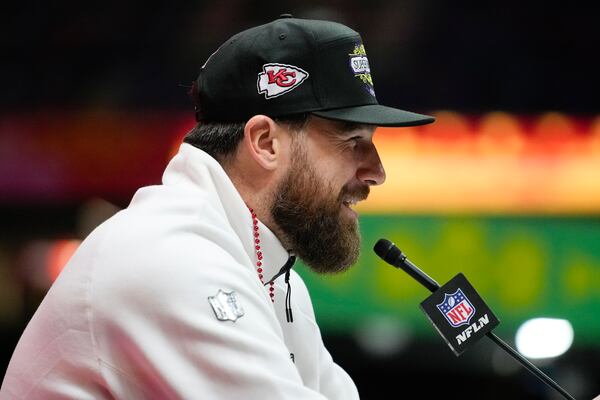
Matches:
[85,212,284,346]
[89,210,253,306]
[76,189,259,320]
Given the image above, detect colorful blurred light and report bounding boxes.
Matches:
[46,240,81,282]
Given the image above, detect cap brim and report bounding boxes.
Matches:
[311,104,435,127]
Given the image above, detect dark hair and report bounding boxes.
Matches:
[183,114,309,163]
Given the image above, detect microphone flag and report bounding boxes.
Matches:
[420,272,500,356]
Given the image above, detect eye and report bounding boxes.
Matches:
[342,136,361,149]
[344,137,365,154]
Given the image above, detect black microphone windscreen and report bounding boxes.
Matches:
[373,239,393,259]
[374,238,405,266]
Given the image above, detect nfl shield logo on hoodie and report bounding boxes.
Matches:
[208,289,245,322]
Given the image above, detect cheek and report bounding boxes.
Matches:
[302,144,359,196]
[315,153,356,182]
[318,170,354,203]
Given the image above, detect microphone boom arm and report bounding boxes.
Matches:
[374,238,576,400]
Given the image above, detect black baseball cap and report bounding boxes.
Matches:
[194,14,435,127]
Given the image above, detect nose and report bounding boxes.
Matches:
[356,142,386,186]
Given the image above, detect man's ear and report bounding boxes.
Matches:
[243,115,287,170]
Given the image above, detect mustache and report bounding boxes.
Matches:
[338,183,370,202]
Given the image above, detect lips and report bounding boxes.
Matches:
[342,198,359,208]
[341,186,369,209]
[341,196,363,219]
[339,184,370,218]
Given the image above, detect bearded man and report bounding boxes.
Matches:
[1,15,433,399]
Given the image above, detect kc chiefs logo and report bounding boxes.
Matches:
[257,63,309,99]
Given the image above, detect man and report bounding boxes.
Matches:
[1,15,433,399]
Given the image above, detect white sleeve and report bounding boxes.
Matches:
[317,345,360,400]
[288,273,360,400]
[91,235,330,400]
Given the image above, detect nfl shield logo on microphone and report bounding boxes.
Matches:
[437,289,476,328]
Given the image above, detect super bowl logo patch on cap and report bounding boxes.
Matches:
[257,63,309,99]
[348,44,375,97]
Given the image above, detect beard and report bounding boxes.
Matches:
[270,145,369,274]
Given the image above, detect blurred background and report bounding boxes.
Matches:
[1,1,599,399]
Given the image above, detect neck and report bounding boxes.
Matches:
[225,162,281,240]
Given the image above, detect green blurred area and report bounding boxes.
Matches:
[296,215,600,346]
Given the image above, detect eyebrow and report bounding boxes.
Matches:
[333,121,373,135]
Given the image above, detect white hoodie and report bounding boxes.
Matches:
[1,143,359,400]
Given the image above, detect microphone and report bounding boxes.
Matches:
[374,238,576,400]
[373,239,440,292]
